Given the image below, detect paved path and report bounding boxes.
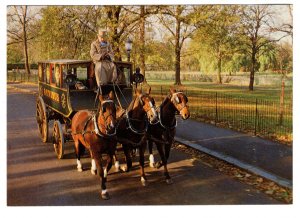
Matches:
[7,82,293,189]
[176,118,292,188]
[7,86,280,205]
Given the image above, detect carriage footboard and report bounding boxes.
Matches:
[69,90,97,111]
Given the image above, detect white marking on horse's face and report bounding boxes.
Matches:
[104,168,107,178]
[172,93,180,104]
[110,120,114,129]
[149,101,157,117]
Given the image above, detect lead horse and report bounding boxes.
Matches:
[71,91,117,200]
[115,88,158,186]
[147,88,190,184]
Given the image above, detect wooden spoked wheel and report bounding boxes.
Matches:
[36,97,48,143]
[53,120,65,159]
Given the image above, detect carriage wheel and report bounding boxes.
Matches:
[53,120,65,159]
[36,97,48,143]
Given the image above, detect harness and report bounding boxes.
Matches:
[147,92,187,145]
[116,96,149,147]
[72,100,117,141]
[125,110,148,135]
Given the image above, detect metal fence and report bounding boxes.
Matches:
[7,70,292,144]
[151,86,292,144]
[7,71,39,83]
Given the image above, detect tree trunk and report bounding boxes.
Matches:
[174,10,181,86]
[279,76,285,125]
[249,49,256,91]
[107,6,122,61]
[22,6,30,75]
[139,6,146,77]
[217,51,222,84]
[279,59,285,125]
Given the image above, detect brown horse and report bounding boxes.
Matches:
[71,91,117,200]
[115,88,158,186]
[147,88,190,184]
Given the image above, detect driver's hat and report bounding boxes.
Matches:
[98,29,107,38]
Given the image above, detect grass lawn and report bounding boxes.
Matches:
[146,78,293,144]
[146,79,292,104]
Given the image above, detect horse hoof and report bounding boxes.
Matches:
[149,155,155,168]
[101,192,110,200]
[120,165,127,172]
[166,178,173,185]
[155,162,163,169]
[77,168,83,172]
[141,177,148,186]
[114,161,120,172]
[91,169,97,175]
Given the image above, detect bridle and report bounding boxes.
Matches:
[152,92,188,129]
[142,95,157,124]
[95,100,117,137]
[170,92,188,113]
[124,95,151,135]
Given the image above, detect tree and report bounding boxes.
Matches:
[7,6,40,74]
[38,6,101,60]
[239,5,279,91]
[158,5,213,85]
[271,5,293,44]
[137,6,159,76]
[275,42,292,125]
[192,5,240,83]
[100,6,142,61]
[158,6,195,85]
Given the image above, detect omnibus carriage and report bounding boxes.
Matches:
[36,59,139,159]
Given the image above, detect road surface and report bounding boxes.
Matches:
[7,86,280,205]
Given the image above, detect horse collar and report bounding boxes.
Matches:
[125,110,148,135]
[158,104,177,130]
[92,115,101,136]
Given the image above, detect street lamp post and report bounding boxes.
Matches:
[125,37,133,62]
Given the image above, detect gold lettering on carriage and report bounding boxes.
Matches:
[43,88,60,103]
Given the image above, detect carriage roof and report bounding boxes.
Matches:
[38,59,92,65]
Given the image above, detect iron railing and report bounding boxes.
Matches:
[7,70,292,144]
[151,86,292,144]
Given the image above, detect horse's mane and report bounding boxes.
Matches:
[127,96,137,112]
[160,95,171,109]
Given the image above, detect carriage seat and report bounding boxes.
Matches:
[75,81,88,90]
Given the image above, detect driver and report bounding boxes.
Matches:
[90,29,117,87]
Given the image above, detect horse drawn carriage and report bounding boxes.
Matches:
[36,59,139,158]
[35,58,190,199]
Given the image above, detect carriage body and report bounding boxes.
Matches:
[36,59,134,158]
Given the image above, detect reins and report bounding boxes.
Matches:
[147,92,188,145]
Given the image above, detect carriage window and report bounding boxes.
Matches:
[50,65,56,84]
[55,65,60,87]
[38,64,43,81]
[42,64,46,82]
[124,68,131,87]
[46,65,50,84]
[76,66,88,80]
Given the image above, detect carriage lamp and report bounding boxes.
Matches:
[125,37,133,62]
